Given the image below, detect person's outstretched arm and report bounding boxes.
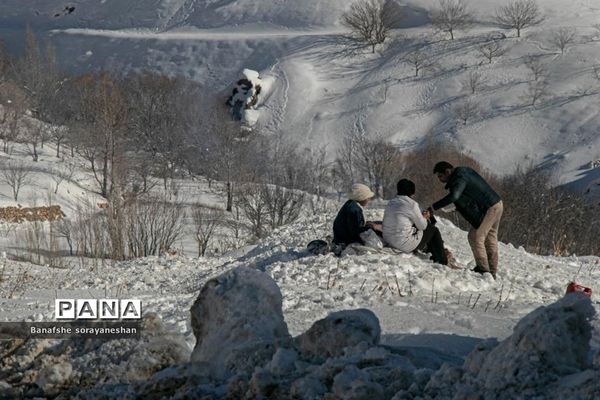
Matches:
[432,178,467,210]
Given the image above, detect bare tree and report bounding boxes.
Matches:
[20,116,48,162]
[525,57,546,81]
[55,219,74,256]
[49,162,76,194]
[549,27,576,54]
[525,79,548,106]
[495,0,544,38]
[334,131,404,198]
[405,49,436,77]
[73,73,127,198]
[453,99,480,125]
[461,70,484,94]
[431,0,474,40]
[191,207,222,257]
[237,184,268,239]
[478,40,507,64]
[341,0,403,53]
[0,160,32,201]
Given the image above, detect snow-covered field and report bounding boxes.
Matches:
[1,209,599,397]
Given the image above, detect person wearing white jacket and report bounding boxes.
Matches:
[383,179,449,266]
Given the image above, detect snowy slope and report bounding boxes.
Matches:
[2,209,598,348]
[3,0,594,198]
[0,208,598,397]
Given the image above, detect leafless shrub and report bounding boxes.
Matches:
[49,163,76,194]
[431,0,474,40]
[524,57,546,81]
[461,70,485,94]
[549,27,576,54]
[55,219,74,256]
[123,197,186,258]
[453,99,480,124]
[478,40,507,64]
[192,207,222,257]
[495,0,544,38]
[341,0,403,53]
[237,183,305,239]
[0,160,32,201]
[525,79,548,106]
[404,49,437,77]
[334,131,404,198]
[262,185,306,230]
[498,168,600,256]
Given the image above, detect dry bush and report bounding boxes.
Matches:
[192,207,222,257]
[497,168,600,256]
[122,197,186,258]
[478,40,507,64]
[453,99,480,125]
[237,183,306,239]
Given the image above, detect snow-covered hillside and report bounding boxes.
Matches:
[3,0,596,197]
[1,210,598,398]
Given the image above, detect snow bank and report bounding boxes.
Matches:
[190,266,290,379]
[0,313,190,398]
[425,294,599,399]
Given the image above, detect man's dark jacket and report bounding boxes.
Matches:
[432,167,501,228]
[333,200,370,245]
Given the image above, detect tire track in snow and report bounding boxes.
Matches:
[262,59,289,135]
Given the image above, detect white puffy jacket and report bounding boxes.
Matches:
[382,195,428,252]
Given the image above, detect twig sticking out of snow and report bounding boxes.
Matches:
[394,275,403,297]
[494,283,505,310]
[485,299,492,312]
[359,279,367,292]
[471,293,482,309]
[431,279,436,303]
[505,282,514,303]
[573,262,584,281]
[467,293,473,307]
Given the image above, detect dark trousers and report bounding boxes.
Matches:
[416,221,447,265]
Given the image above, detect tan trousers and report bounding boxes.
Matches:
[467,201,503,274]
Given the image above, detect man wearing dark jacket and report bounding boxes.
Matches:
[430,162,503,278]
[333,183,380,247]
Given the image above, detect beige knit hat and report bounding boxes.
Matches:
[348,183,375,202]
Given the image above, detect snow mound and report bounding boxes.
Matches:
[426,294,599,399]
[295,308,381,361]
[190,266,290,379]
[0,313,190,398]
